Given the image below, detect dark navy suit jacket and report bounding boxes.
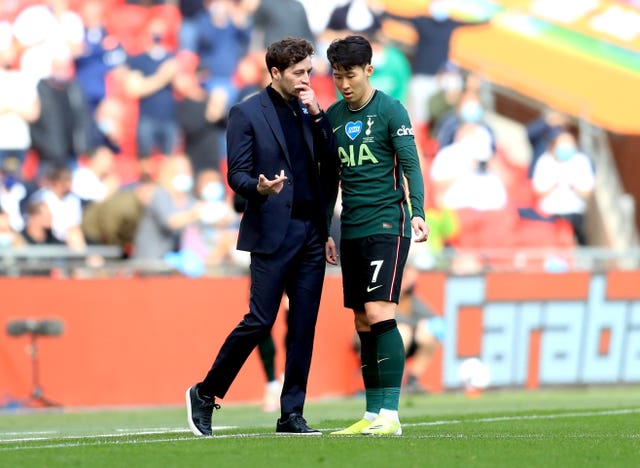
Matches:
[226,87,338,254]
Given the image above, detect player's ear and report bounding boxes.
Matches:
[270,67,280,81]
[365,64,374,77]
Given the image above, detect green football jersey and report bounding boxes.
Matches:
[327,90,425,240]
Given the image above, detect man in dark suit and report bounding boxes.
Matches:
[186,37,339,436]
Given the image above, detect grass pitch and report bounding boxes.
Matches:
[1,387,638,467]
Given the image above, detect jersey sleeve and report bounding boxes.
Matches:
[387,100,425,220]
[387,99,415,150]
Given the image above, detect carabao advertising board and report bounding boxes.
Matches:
[417,271,640,389]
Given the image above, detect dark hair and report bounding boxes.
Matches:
[265,37,314,74]
[326,35,372,70]
[26,200,47,216]
[44,164,72,182]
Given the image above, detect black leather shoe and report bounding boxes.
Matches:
[276,413,322,435]
[186,384,220,436]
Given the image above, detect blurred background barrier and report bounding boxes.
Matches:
[1,269,639,408]
[2,0,640,409]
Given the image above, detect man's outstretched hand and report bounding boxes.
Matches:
[257,169,287,195]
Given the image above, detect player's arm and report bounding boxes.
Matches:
[226,105,268,202]
[397,144,429,242]
[390,104,429,241]
[396,145,425,220]
[388,102,425,216]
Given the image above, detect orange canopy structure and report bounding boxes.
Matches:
[449,19,640,135]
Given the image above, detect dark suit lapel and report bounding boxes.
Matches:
[260,90,291,167]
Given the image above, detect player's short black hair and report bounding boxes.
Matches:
[326,35,372,71]
[265,37,314,74]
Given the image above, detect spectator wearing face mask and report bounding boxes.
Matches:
[435,90,496,151]
[525,108,569,179]
[531,131,595,245]
[430,123,507,212]
[180,169,242,267]
[427,62,464,137]
[133,154,204,259]
[124,15,179,173]
[74,0,127,118]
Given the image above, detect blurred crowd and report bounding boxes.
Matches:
[0,0,595,273]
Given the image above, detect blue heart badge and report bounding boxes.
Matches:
[345,121,362,141]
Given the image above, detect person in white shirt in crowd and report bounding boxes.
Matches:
[12,0,85,85]
[435,89,496,150]
[0,210,26,249]
[21,200,61,246]
[531,130,595,245]
[30,165,87,251]
[0,31,41,176]
[72,145,120,206]
[0,160,28,233]
[133,155,204,260]
[430,123,508,211]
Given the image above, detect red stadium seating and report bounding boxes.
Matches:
[103,4,150,56]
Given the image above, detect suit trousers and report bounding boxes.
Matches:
[201,218,326,415]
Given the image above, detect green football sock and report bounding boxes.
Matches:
[358,331,382,414]
[371,320,405,411]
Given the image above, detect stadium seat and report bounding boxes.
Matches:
[310,74,336,112]
[21,150,39,181]
[513,217,575,248]
[104,4,149,56]
[448,207,519,249]
[68,0,126,15]
[493,146,536,208]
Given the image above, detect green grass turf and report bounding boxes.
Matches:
[0,387,638,467]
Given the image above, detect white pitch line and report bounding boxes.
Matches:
[403,407,640,428]
[0,408,638,451]
[115,427,188,433]
[0,427,232,444]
